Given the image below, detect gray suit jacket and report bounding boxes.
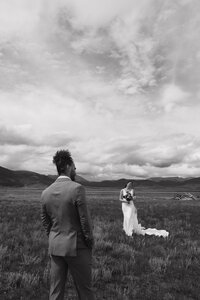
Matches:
[41,177,94,257]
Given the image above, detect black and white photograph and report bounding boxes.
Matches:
[0,1,200,299]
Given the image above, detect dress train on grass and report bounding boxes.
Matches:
[122,202,169,238]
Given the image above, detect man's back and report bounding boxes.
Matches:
[41,177,93,256]
[41,150,95,300]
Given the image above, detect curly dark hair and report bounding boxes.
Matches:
[53,149,74,175]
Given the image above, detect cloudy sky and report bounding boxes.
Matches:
[0,0,200,180]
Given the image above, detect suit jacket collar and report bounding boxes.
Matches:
[58,175,71,179]
[55,176,71,183]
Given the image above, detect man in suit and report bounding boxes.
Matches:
[41,149,95,300]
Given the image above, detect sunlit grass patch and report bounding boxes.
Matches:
[20,254,41,266]
[95,239,113,252]
[149,256,170,273]
[0,245,8,259]
[111,243,135,260]
[2,271,40,290]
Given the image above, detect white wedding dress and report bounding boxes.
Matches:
[121,189,169,238]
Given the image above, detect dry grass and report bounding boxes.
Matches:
[0,187,200,299]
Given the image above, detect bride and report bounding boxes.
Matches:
[119,182,169,237]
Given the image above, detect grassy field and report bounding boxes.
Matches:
[0,186,200,300]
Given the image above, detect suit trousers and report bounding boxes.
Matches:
[49,248,95,300]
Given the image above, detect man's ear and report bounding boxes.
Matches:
[65,165,72,177]
[65,164,71,172]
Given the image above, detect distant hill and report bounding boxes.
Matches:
[0,166,23,187]
[0,166,90,188]
[84,177,200,191]
[148,177,188,182]
[14,170,54,187]
[84,177,173,188]
[0,166,200,191]
[0,166,53,187]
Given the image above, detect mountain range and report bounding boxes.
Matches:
[0,166,200,191]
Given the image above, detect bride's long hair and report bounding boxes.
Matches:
[126,182,133,190]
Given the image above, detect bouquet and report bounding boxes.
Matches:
[123,191,133,202]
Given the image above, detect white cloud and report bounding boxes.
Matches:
[160,84,189,112]
[0,1,41,36]
[0,0,200,179]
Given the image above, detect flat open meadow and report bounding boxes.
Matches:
[0,186,200,300]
